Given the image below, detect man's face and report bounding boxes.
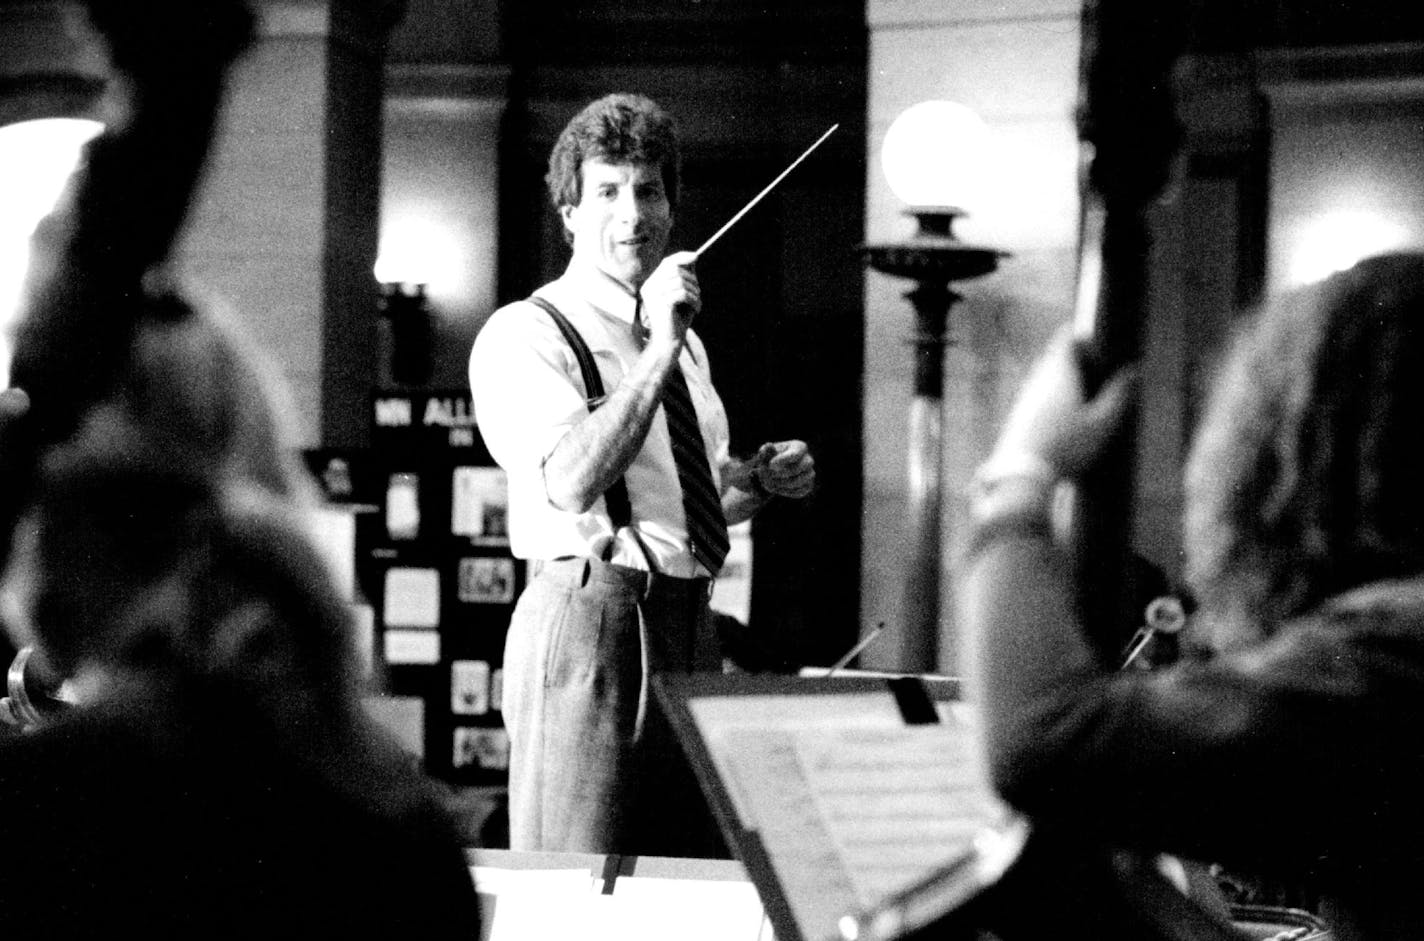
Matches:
[561,158,672,291]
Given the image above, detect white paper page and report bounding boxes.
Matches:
[599,877,768,941]
[382,566,441,628]
[384,628,440,665]
[472,867,596,941]
[794,725,1004,905]
[717,727,862,941]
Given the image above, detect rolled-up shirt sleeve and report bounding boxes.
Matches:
[469,303,587,497]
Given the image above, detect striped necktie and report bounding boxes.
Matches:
[664,366,730,575]
[635,301,730,575]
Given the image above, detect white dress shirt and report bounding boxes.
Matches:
[469,260,731,578]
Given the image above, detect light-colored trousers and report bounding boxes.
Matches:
[501,557,727,857]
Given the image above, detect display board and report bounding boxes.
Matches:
[305,389,517,786]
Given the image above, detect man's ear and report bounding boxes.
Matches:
[558,203,576,237]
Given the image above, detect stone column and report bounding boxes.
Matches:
[174,0,400,448]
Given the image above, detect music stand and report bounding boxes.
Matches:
[653,672,1026,941]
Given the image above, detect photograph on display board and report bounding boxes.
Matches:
[451,466,509,543]
[458,556,515,604]
[490,668,503,713]
[451,659,492,716]
[385,472,422,540]
[453,727,510,771]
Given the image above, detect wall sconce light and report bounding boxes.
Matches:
[0,117,105,382]
[1284,208,1411,288]
[861,100,1007,674]
[379,281,434,387]
[0,0,111,381]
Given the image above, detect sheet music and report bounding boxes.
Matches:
[716,727,860,941]
[693,695,1007,941]
[796,725,1003,903]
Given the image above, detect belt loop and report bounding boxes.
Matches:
[579,558,593,587]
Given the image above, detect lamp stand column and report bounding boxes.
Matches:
[862,207,1003,678]
[902,283,956,674]
[860,204,996,674]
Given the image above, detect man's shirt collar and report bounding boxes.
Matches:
[561,258,640,326]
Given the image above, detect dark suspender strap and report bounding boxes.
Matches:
[529,296,605,400]
[526,295,634,535]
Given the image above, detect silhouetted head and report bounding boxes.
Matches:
[0,290,352,696]
[1184,252,1424,644]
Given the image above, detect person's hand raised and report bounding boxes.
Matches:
[638,250,700,349]
[987,326,1137,479]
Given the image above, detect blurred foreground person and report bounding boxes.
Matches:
[0,1,478,936]
[963,252,1424,941]
[0,293,481,939]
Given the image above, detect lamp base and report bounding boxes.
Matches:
[861,208,1007,282]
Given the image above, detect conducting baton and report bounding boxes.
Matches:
[694,123,839,258]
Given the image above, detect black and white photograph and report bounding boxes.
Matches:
[450,658,491,716]
[457,556,515,604]
[452,726,510,772]
[451,465,509,543]
[2,0,1417,936]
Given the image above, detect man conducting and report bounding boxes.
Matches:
[469,93,815,856]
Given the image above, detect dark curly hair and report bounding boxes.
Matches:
[545,93,681,221]
[1185,252,1424,643]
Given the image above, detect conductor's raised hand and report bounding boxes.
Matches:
[639,250,701,348]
